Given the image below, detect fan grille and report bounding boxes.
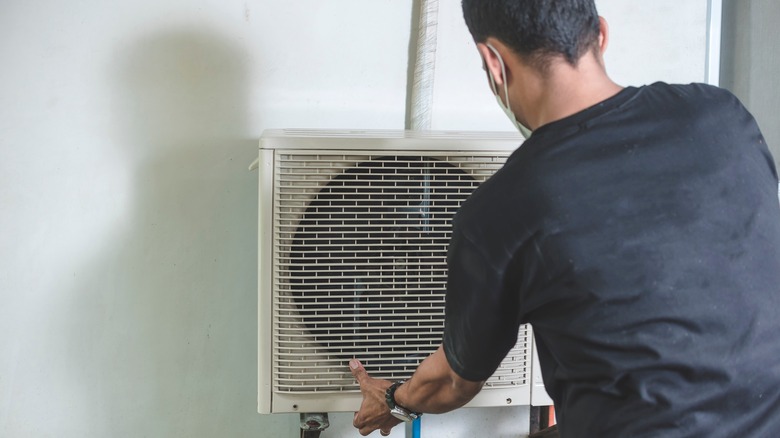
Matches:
[272,151,528,393]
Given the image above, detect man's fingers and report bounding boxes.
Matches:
[349,358,369,384]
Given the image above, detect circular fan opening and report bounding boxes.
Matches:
[290,156,480,376]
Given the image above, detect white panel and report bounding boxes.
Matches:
[429,0,519,132]
[430,0,715,131]
[421,406,532,438]
[258,148,276,414]
[706,0,723,86]
[598,0,710,86]
[252,0,412,130]
[530,335,554,407]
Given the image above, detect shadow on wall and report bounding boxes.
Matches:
[61,29,296,436]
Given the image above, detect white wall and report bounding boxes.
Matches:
[0,1,714,437]
[430,0,712,131]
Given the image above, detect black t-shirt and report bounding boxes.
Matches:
[443,83,780,437]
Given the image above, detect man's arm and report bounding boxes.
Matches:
[394,345,484,413]
[350,345,484,436]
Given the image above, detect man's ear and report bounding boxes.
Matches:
[597,16,610,54]
[476,41,506,88]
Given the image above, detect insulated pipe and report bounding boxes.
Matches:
[408,0,439,131]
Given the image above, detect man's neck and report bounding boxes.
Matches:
[524,54,623,130]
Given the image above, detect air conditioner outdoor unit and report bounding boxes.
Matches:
[257,129,536,414]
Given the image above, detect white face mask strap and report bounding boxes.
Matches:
[484,43,533,140]
[486,43,512,112]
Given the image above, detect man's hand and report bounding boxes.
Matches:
[350,359,402,436]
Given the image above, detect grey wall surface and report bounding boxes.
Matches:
[721,0,780,168]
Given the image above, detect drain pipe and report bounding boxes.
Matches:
[299,413,329,438]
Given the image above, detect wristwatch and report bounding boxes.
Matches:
[385,381,422,422]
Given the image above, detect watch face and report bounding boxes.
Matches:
[390,407,413,423]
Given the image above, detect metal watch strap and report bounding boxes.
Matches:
[385,381,421,418]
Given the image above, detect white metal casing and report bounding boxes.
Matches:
[257,129,547,414]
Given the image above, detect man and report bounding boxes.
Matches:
[351,1,780,436]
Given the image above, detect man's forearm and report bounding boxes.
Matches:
[393,345,484,414]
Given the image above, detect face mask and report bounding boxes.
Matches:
[485,43,533,139]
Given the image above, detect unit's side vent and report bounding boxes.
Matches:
[271,150,527,395]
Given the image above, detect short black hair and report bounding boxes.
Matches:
[462,0,600,70]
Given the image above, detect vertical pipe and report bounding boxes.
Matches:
[412,417,422,438]
[408,0,439,131]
